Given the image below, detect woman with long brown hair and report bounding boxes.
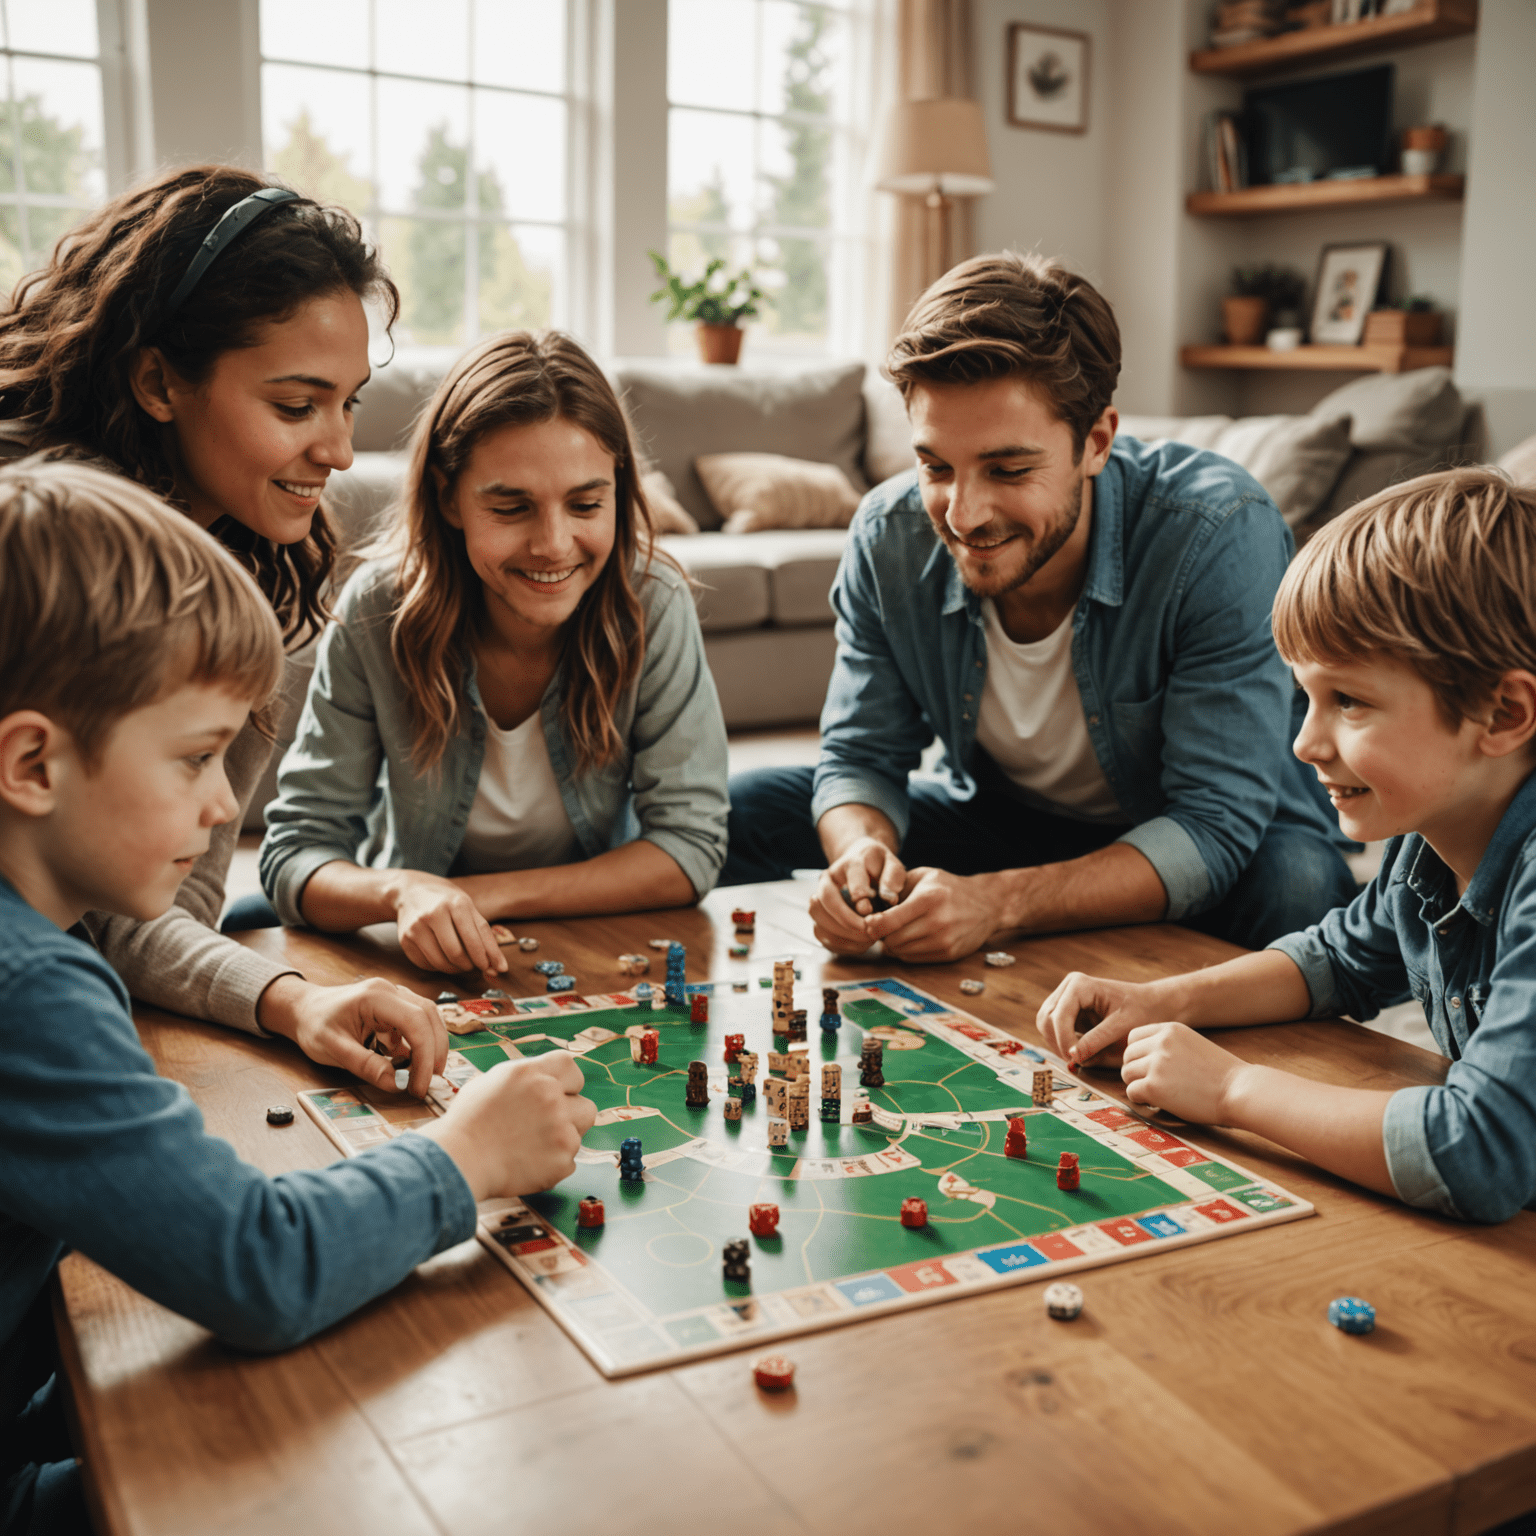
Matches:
[259,330,729,974]
[0,164,447,1093]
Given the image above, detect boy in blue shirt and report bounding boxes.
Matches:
[0,462,595,1534]
[1038,467,1536,1222]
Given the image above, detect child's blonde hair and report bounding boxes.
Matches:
[1273,467,1536,726]
[0,459,283,762]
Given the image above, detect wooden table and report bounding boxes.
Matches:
[53,882,1536,1536]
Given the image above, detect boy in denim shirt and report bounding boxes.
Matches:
[0,463,595,1534]
[1038,468,1536,1222]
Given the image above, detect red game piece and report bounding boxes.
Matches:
[1004,1117,1028,1159]
[690,993,709,1023]
[637,1028,659,1065]
[752,1352,795,1391]
[577,1196,605,1228]
[749,1201,780,1238]
[731,907,756,932]
[900,1196,928,1228]
[723,1032,745,1064]
[1057,1151,1081,1191]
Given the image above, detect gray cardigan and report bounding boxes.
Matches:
[260,556,730,923]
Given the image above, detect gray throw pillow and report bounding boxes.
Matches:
[1309,367,1463,452]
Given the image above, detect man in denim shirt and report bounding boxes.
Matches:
[724,253,1353,960]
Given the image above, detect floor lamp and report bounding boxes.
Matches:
[874,97,995,291]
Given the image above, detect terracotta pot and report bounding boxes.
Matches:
[1402,125,1447,153]
[695,323,743,365]
[1221,295,1269,346]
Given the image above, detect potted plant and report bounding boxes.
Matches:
[648,252,765,365]
[1223,263,1307,347]
[1362,294,1442,348]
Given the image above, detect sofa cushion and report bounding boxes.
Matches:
[697,452,860,533]
[640,469,700,534]
[658,528,848,631]
[1309,366,1463,451]
[351,355,453,452]
[1117,415,1233,451]
[325,452,408,554]
[656,534,771,633]
[612,360,868,530]
[863,374,916,485]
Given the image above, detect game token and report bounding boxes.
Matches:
[618,953,649,975]
[749,1202,780,1238]
[1056,1151,1081,1191]
[900,1196,928,1228]
[647,938,673,950]
[1004,1118,1028,1159]
[637,1028,659,1066]
[548,974,575,993]
[1032,1067,1054,1106]
[518,937,539,951]
[840,885,890,914]
[266,1105,294,1126]
[723,1097,743,1121]
[729,942,749,957]
[723,1032,745,1063]
[984,951,1017,968]
[722,1238,751,1282]
[731,908,756,931]
[482,987,508,1000]
[490,924,515,944]
[851,1099,873,1124]
[665,943,688,1009]
[959,978,984,995]
[1328,1296,1376,1335]
[618,1136,645,1182]
[690,993,709,1023]
[752,1353,795,1391]
[633,981,653,998]
[578,1196,605,1228]
[435,989,458,1004]
[1044,1282,1084,1321]
[767,1116,789,1148]
[534,959,564,976]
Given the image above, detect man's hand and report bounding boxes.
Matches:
[258,974,449,1098]
[1121,1022,1250,1124]
[809,835,908,953]
[1036,972,1174,1068]
[862,867,999,963]
[391,871,508,977]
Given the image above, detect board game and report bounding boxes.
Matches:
[299,965,1313,1378]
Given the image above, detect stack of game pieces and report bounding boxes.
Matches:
[820,987,840,1032]
[1056,1151,1080,1190]
[664,942,687,1009]
[1004,1117,1028,1159]
[786,1008,808,1043]
[787,1079,810,1130]
[690,992,709,1024]
[685,1060,710,1108]
[618,1137,644,1182]
[722,1239,751,1283]
[1032,1067,1053,1106]
[859,1036,885,1088]
[771,959,794,1033]
[737,1051,758,1105]
[820,1062,842,1122]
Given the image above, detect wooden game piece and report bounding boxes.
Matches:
[1328,1297,1376,1334]
[722,1238,750,1283]
[900,1196,928,1228]
[959,978,984,995]
[859,1037,885,1088]
[518,936,539,951]
[731,907,756,931]
[786,1008,808,1043]
[664,943,688,1009]
[788,1084,810,1131]
[1032,1067,1053,1106]
[1044,1282,1083,1320]
[266,1105,294,1126]
[490,924,515,944]
[749,1202,780,1237]
[1004,1117,1028,1159]
[723,1032,745,1063]
[821,1063,842,1097]
[984,951,1017,967]
[771,959,795,1033]
[1057,1151,1080,1190]
[723,1097,743,1121]
[685,1061,710,1108]
[767,1116,789,1148]
[737,1050,758,1082]
[578,1196,605,1228]
[690,993,709,1024]
[764,1079,787,1117]
[752,1353,795,1391]
[767,1050,791,1075]
[639,1028,659,1065]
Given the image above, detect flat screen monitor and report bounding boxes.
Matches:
[1242,64,1394,185]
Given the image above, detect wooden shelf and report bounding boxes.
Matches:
[1190,0,1477,77]
[1180,343,1454,374]
[1187,173,1464,217]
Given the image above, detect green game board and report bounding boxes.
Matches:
[299,971,1312,1377]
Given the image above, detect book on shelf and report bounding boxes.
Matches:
[1203,111,1248,193]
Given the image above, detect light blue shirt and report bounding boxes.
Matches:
[261,555,730,924]
[1272,770,1536,1222]
[813,441,1339,919]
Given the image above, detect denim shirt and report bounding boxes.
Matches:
[261,555,730,926]
[1271,770,1536,1223]
[0,874,476,1393]
[812,440,1336,919]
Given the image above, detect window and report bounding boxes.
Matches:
[259,0,570,349]
[0,0,106,291]
[667,0,868,358]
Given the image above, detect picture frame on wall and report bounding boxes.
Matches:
[1309,242,1389,345]
[1007,24,1090,135]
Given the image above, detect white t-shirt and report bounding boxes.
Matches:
[457,710,581,874]
[973,600,1125,824]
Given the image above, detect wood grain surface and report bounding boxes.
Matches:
[52,881,1536,1536]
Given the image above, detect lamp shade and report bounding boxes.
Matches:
[874,97,995,197]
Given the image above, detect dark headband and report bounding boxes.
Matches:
[162,187,302,317]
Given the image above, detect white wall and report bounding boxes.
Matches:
[142,0,262,171]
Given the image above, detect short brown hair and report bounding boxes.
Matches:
[0,459,283,763]
[1273,467,1536,726]
[886,252,1121,456]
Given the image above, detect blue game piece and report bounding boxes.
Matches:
[1328,1296,1376,1334]
[547,974,575,993]
[664,941,688,1008]
[633,981,653,998]
[533,960,564,976]
[820,1011,840,1033]
[618,1136,644,1181]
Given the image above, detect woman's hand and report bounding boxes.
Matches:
[390,871,508,976]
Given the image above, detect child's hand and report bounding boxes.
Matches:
[391,871,508,977]
[1120,1022,1250,1124]
[425,1054,597,1201]
[1036,972,1170,1068]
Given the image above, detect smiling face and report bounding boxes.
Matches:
[136,289,370,542]
[442,416,618,643]
[907,375,1116,601]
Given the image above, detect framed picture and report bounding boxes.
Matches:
[1309,242,1389,345]
[1007,24,1090,135]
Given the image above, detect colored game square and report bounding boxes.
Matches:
[1098,1219,1154,1247]
[664,1314,722,1348]
[1194,1198,1249,1224]
[1125,1127,1185,1153]
[1134,1212,1186,1239]
[512,1237,557,1255]
[888,1259,961,1294]
[1086,1107,1137,1130]
[835,1274,905,1308]
[1188,1160,1251,1192]
[1233,1187,1295,1213]
[1032,1232,1085,1262]
[1159,1147,1210,1168]
[977,1242,1049,1275]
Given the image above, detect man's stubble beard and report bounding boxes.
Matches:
[937,469,1086,599]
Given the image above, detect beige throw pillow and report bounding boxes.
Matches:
[1499,433,1536,490]
[695,452,861,535]
[639,468,700,535]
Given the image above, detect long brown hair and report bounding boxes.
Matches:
[388,330,657,773]
[0,164,399,647]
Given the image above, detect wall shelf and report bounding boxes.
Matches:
[1180,343,1454,374]
[1190,0,1478,77]
[1187,173,1464,218]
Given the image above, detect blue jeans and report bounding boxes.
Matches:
[719,766,1358,951]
